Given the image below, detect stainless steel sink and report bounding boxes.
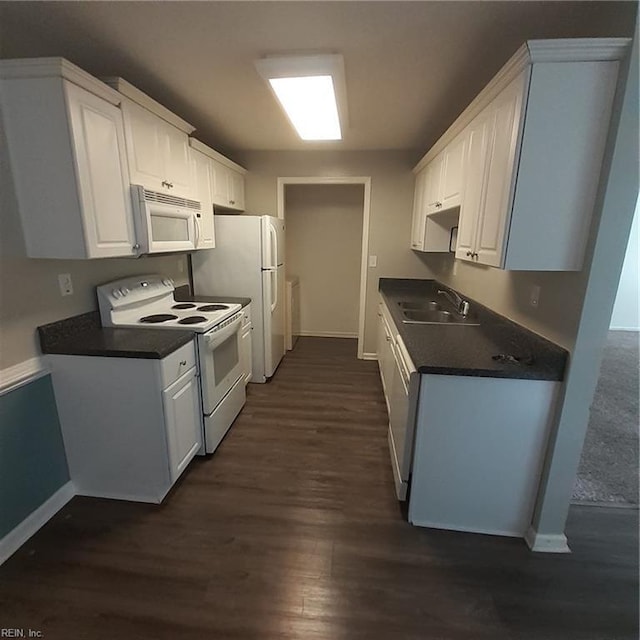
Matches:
[401,307,480,326]
[398,300,441,311]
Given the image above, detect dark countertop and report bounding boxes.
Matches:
[38,311,194,360]
[174,285,251,308]
[379,278,568,381]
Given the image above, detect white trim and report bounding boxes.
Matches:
[361,352,378,361]
[609,326,640,332]
[0,481,75,565]
[276,176,372,361]
[0,57,122,105]
[189,138,247,174]
[102,77,195,133]
[525,525,571,553]
[298,331,358,339]
[0,357,50,396]
[413,38,631,173]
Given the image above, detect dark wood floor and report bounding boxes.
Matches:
[2,337,638,639]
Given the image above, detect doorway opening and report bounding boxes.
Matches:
[277,177,371,359]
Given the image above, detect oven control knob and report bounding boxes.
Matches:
[112,288,122,299]
[119,287,130,297]
[162,278,172,287]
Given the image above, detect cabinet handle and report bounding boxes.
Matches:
[466,251,472,257]
[473,252,479,259]
[229,200,235,205]
[162,180,174,189]
[133,243,140,251]
[436,201,442,208]
[180,360,187,366]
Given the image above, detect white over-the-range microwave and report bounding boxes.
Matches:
[131,185,205,255]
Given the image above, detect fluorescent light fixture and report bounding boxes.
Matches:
[255,54,348,141]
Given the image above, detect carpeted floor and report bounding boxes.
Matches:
[573,330,639,505]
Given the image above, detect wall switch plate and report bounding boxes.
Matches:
[529,284,541,308]
[58,273,73,296]
[368,255,378,268]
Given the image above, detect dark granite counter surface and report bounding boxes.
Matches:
[174,285,251,308]
[379,278,568,381]
[38,311,194,360]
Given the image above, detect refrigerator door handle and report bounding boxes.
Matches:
[269,223,278,269]
[271,269,278,312]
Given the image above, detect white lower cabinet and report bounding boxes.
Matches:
[240,305,253,384]
[49,341,203,503]
[0,59,137,259]
[409,375,560,537]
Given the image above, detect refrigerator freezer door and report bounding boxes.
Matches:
[262,266,286,377]
[261,216,286,268]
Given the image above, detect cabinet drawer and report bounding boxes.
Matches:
[160,340,197,388]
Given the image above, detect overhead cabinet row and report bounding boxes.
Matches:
[410,38,627,271]
[0,58,246,259]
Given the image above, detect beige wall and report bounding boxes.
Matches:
[235,150,436,355]
[0,138,188,371]
[285,184,364,338]
[419,254,589,351]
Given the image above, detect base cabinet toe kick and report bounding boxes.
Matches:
[376,293,561,539]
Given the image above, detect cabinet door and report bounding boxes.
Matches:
[410,169,428,250]
[65,82,137,258]
[210,159,230,207]
[121,100,165,191]
[162,122,194,199]
[455,110,492,262]
[191,149,215,249]
[423,153,445,213]
[228,170,245,211]
[440,133,467,210]
[475,74,525,268]
[163,367,202,482]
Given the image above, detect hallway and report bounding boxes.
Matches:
[1,338,637,639]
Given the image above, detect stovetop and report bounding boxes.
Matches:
[97,275,241,333]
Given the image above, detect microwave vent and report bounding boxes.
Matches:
[143,189,201,210]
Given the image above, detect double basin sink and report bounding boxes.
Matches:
[399,300,480,326]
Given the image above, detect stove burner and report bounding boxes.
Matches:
[172,303,196,310]
[140,314,178,324]
[178,315,207,325]
[197,304,229,312]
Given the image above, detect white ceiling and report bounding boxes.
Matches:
[0,1,635,160]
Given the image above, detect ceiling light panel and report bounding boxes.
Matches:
[255,54,348,142]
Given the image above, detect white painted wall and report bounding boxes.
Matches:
[610,197,639,330]
[285,184,364,338]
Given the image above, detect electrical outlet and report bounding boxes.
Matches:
[529,284,541,308]
[58,273,73,296]
[178,258,184,274]
[452,261,458,276]
[368,255,378,268]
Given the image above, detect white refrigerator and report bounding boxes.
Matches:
[191,215,286,383]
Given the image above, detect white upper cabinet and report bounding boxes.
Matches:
[190,148,215,249]
[103,78,195,200]
[413,38,629,270]
[0,58,137,259]
[410,169,428,250]
[190,138,247,212]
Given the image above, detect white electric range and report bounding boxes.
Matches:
[97,275,246,454]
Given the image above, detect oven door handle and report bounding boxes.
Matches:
[204,315,242,350]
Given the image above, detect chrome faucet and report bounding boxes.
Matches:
[437,287,470,317]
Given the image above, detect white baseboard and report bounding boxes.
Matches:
[0,481,75,565]
[524,525,571,553]
[298,331,358,339]
[361,352,378,361]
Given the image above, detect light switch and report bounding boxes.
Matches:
[529,284,541,308]
[368,255,378,268]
